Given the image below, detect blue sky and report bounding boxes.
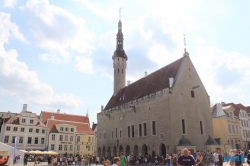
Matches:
[1,0,250,124]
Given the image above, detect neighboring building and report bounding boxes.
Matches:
[97,17,219,157]
[0,104,47,150]
[92,122,97,156]
[41,111,94,155]
[0,111,18,118]
[223,102,250,149]
[211,103,242,152]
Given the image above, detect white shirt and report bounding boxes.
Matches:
[213,153,219,162]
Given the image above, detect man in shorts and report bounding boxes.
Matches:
[177,148,196,166]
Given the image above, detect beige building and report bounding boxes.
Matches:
[40,111,95,155]
[97,18,219,157]
[212,103,242,152]
[0,104,47,150]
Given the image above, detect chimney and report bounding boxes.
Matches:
[51,113,55,120]
[22,104,28,112]
[169,78,174,88]
[57,109,60,113]
[145,71,148,77]
[101,105,104,112]
[127,81,130,86]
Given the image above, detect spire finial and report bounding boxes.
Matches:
[119,8,122,21]
[86,108,89,117]
[183,34,186,53]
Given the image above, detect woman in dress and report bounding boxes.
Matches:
[196,152,204,166]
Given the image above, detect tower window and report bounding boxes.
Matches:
[118,58,119,61]
[191,90,195,98]
[118,68,119,73]
[122,69,123,73]
[182,119,186,134]
[200,121,203,135]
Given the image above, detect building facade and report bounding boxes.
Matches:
[97,18,219,157]
[212,103,242,152]
[0,104,47,150]
[92,123,97,156]
[41,111,94,155]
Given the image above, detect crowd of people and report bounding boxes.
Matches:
[9,148,250,166]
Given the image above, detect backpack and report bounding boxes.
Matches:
[247,153,250,164]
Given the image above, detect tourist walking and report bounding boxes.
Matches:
[177,148,196,166]
[195,152,204,166]
[120,152,126,166]
[112,157,120,166]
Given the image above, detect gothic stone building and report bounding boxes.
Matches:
[97,18,219,157]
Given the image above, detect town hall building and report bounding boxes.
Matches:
[97,17,220,157]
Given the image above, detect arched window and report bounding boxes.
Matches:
[191,90,195,98]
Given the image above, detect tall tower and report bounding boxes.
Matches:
[112,10,127,95]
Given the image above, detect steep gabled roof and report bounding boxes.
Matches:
[46,119,94,134]
[105,57,184,110]
[92,123,97,131]
[236,103,247,111]
[212,103,228,118]
[40,111,89,124]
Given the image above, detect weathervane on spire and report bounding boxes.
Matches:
[183,34,186,53]
[119,7,122,21]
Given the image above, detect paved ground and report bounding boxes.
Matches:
[12,162,250,166]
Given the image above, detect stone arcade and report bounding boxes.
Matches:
[97,17,220,157]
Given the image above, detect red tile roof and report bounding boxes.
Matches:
[105,57,184,110]
[5,115,46,127]
[222,102,241,117]
[246,106,250,113]
[46,119,94,134]
[40,111,90,124]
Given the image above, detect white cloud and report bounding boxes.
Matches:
[19,0,95,67]
[3,0,16,8]
[0,12,83,111]
[75,56,94,74]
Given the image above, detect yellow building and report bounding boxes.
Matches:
[40,111,94,156]
[212,103,242,152]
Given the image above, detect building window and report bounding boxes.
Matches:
[71,128,74,132]
[236,125,239,134]
[241,120,243,126]
[120,130,122,138]
[200,121,204,135]
[231,140,234,149]
[132,125,134,138]
[247,121,249,128]
[4,136,9,143]
[118,68,119,73]
[29,128,33,133]
[21,128,25,132]
[143,123,147,136]
[59,145,62,151]
[228,125,231,133]
[77,145,80,151]
[13,127,18,131]
[65,135,68,141]
[92,137,94,142]
[36,129,39,133]
[70,136,73,141]
[59,135,63,141]
[64,145,67,151]
[244,121,246,127]
[88,137,91,142]
[139,124,142,137]
[70,145,73,151]
[35,137,38,144]
[41,138,44,144]
[65,128,68,132]
[19,137,23,143]
[77,136,80,142]
[116,128,117,138]
[128,126,130,138]
[22,119,26,123]
[52,134,55,140]
[60,127,63,131]
[232,125,235,133]
[51,144,54,150]
[12,136,16,143]
[28,137,32,144]
[182,119,186,134]
[229,112,233,118]
[42,129,45,133]
[6,126,10,131]
[152,121,156,135]
[191,90,195,98]
[112,131,113,139]
[30,120,34,124]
